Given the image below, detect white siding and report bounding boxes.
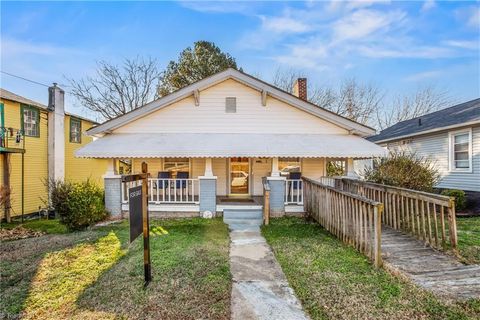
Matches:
[302,158,325,180]
[213,158,228,196]
[114,79,348,135]
[385,125,480,192]
[252,158,272,196]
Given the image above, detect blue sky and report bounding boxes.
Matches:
[1,1,479,120]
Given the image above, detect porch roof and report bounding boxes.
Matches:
[75,133,387,159]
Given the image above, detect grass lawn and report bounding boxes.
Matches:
[456,216,480,264]
[262,217,480,320]
[0,218,231,320]
[1,218,68,234]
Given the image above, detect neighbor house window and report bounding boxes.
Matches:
[279,157,301,177]
[22,106,40,137]
[449,129,472,172]
[163,158,190,178]
[70,118,81,143]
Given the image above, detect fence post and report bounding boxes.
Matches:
[448,198,458,250]
[264,188,270,225]
[374,203,383,268]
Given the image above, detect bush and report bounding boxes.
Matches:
[50,179,107,230]
[364,152,440,192]
[441,189,467,211]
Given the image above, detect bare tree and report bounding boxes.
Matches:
[333,78,383,126]
[272,68,382,126]
[69,57,161,120]
[377,86,451,130]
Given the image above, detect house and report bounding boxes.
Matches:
[368,98,480,208]
[0,87,109,221]
[76,68,386,217]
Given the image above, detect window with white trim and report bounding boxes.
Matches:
[449,130,472,171]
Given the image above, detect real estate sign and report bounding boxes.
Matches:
[128,185,143,243]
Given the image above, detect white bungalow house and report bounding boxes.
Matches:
[76,68,385,217]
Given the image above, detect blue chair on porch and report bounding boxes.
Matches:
[176,172,189,189]
[288,172,302,200]
[157,171,171,190]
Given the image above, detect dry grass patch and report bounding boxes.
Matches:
[262,217,480,320]
[0,218,231,320]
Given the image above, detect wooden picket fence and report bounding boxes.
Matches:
[303,177,384,267]
[331,177,458,251]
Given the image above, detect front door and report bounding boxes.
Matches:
[229,157,249,195]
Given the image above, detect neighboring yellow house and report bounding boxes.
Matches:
[0,87,109,220]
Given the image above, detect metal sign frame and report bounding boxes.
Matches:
[121,162,152,286]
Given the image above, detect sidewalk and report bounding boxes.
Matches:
[229,228,309,320]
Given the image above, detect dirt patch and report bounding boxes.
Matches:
[0,226,45,241]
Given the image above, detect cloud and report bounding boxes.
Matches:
[404,70,442,82]
[421,0,436,12]
[178,1,254,14]
[358,44,455,58]
[260,15,311,34]
[443,40,479,50]
[1,37,84,58]
[455,5,480,29]
[333,9,406,41]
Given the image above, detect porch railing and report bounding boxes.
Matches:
[303,177,383,267]
[122,178,199,204]
[327,177,457,250]
[285,179,303,205]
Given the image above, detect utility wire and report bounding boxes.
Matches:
[1,70,50,87]
[1,70,71,89]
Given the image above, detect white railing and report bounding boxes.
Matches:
[122,178,199,204]
[317,176,337,188]
[285,179,303,205]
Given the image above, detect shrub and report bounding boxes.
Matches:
[441,189,467,211]
[364,152,440,192]
[50,179,107,230]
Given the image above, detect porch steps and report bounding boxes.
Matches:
[223,208,263,231]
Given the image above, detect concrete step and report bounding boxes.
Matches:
[224,218,263,226]
[224,209,263,220]
[228,224,261,232]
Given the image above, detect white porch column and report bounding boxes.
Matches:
[204,158,214,177]
[271,157,280,177]
[103,159,122,216]
[345,157,358,178]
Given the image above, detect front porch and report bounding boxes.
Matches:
[111,156,361,217]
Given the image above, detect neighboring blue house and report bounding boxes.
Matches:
[369,99,480,211]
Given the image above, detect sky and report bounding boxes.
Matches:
[1,0,479,121]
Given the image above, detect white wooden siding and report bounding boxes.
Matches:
[114,79,348,135]
[252,158,272,196]
[302,158,326,180]
[213,158,228,196]
[386,125,480,192]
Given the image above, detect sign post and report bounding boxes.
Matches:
[122,162,152,286]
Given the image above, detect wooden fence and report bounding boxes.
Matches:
[331,177,457,250]
[303,177,384,267]
[262,177,270,225]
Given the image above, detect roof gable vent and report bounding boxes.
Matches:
[225,97,236,113]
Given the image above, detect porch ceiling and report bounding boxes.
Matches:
[75,133,387,159]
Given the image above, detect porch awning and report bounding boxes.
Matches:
[76,133,387,159]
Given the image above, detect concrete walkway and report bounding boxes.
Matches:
[382,227,480,300]
[229,226,309,320]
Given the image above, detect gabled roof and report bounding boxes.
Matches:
[369,98,480,143]
[0,87,99,124]
[0,88,47,110]
[87,68,376,137]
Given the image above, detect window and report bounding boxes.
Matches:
[225,97,236,113]
[449,130,472,172]
[279,157,301,177]
[70,118,82,143]
[163,158,190,178]
[22,106,39,137]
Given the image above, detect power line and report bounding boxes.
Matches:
[1,70,50,87]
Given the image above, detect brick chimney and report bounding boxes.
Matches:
[293,78,307,101]
[47,83,65,183]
